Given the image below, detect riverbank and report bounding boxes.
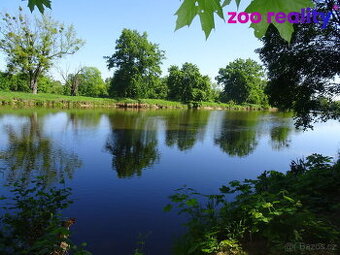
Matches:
[0,91,273,111]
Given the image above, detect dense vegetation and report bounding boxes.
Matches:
[0,177,90,255]
[166,154,340,255]
[0,8,84,94]
[9,0,336,126]
[0,0,339,254]
[0,11,269,109]
[258,0,340,128]
[216,59,268,106]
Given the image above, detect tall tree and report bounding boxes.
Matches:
[105,29,165,99]
[0,8,84,94]
[78,67,108,97]
[167,63,213,104]
[258,0,340,128]
[216,58,268,105]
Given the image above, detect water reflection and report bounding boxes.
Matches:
[105,111,159,178]
[164,111,210,151]
[0,109,299,182]
[270,126,291,150]
[0,112,81,184]
[214,112,260,157]
[67,111,103,132]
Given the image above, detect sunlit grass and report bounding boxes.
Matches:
[0,91,268,110]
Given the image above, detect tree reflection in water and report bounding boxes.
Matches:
[164,110,210,151]
[214,112,260,157]
[105,111,159,178]
[0,112,81,184]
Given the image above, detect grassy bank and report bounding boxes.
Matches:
[0,91,271,111]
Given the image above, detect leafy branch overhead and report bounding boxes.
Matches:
[27,0,51,13]
[175,0,314,41]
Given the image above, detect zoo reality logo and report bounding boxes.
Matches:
[227,4,340,29]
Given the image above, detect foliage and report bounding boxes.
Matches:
[175,0,314,41]
[105,29,165,99]
[27,0,51,13]
[258,0,340,129]
[148,77,168,99]
[0,177,91,255]
[37,76,64,94]
[0,8,84,94]
[216,59,268,106]
[166,154,340,254]
[77,67,108,97]
[0,72,30,92]
[167,63,213,105]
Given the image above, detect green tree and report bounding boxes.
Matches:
[216,59,268,105]
[38,75,64,94]
[0,8,84,94]
[258,0,340,128]
[0,72,29,92]
[167,63,212,104]
[105,29,165,99]
[78,67,108,97]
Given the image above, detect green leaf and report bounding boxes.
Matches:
[175,0,224,38]
[222,0,232,7]
[235,0,241,9]
[185,198,199,207]
[175,0,198,30]
[27,0,52,13]
[198,0,224,38]
[283,195,295,203]
[245,0,314,42]
[262,202,273,208]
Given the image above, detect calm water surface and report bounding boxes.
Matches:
[0,109,339,254]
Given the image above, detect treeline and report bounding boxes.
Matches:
[0,9,269,107]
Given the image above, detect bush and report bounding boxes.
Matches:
[0,177,91,255]
[166,154,340,254]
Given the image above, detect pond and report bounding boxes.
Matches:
[0,109,339,254]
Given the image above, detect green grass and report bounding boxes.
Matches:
[0,91,186,109]
[0,91,270,111]
[199,101,267,110]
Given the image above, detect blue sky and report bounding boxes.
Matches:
[1,0,262,80]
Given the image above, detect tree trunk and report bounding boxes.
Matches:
[71,77,80,96]
[30,78,38,94]
[30,67,42,94]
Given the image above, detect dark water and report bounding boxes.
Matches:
[0,109,339,254]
